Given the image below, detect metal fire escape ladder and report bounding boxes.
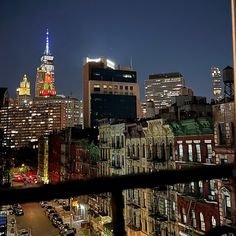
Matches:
[185,199,197,234]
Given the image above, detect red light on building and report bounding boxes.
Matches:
[40,72,56,96]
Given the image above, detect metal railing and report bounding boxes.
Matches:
[1,164,236,235]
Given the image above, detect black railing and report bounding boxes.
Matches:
[0,164,236,235]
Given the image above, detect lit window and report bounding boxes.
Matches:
[200,212,205,231]
[211,216,216,228]
[198,181,203,194]
[182,208,186,223]
[196,144,201,162]
[178,144,183,161]
[206,144,213,158]
[209,180,215,196]
[187,144,193,161]
[191,210,196,228]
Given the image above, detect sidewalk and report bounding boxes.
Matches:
[7,214,17,236]
[50,200,90,236]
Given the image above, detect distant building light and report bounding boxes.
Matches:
[106,59,115,69]
[86,57,101,63]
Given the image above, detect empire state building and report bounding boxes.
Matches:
[35,29,56,97]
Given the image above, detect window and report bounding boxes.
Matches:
[190,182,195,193]
[132,144,135,155]
[182,208,186,223]
[191,210,196,228]
[218,123,226,145]
[206,143,212,159]
[171,202,176,220]
[127,145,130,156]
[198,181,203,194]
[164,199,168,215]
[120,85,123,90]
[125,86,128,90]
[224,191,231,218]
[130,86,133,90]
[187,143,193,161]
[93,84,100,92]
[200,212,205,231]
[178,144,183,161]
[211,216,216,228]
[196,143,201,162]
[142,144,145,158]
[209,179,215,196]
[161,143,165,160]
[169,143,173,160]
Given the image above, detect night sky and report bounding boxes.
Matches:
[0,0,233,101]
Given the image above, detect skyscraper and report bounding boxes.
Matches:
[145,72,185,113]
[16,74,31,106]
[83,57,141,128]
[35,29,55,97]
[211,67,222,102]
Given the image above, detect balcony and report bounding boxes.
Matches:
[0,164,236,236]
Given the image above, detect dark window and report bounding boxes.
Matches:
[94,87,100,92]
[219,123,226,145]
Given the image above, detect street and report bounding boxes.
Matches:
[16,202,60,236]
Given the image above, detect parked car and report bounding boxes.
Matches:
[58,223,69,231]
[60,228,75,236]
[60,226,76,235]
[45,205,54,211]
[40,201,48,208]
[46,209,56,216]
[0,224,6,236]
[13,204,24,216]
[52,217,63,227]
[49,213,59,221]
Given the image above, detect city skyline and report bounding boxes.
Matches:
[0,0,233,101]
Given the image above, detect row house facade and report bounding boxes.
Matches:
[90,116,225,236]
[170,117,219,236]
[89,123,127,235]
[125,119,177,236]
[212,101,236,228]
[37,128,99,224]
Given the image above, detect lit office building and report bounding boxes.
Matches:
[211,67,222,102]
[145,72,185,113]
[33,96,82,128]
[35,29,55,97]
[0,102,66,149]
[83,57,141,128]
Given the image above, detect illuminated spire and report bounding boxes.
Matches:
[45,29,50,55]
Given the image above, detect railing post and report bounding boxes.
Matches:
[111,190,126,236]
